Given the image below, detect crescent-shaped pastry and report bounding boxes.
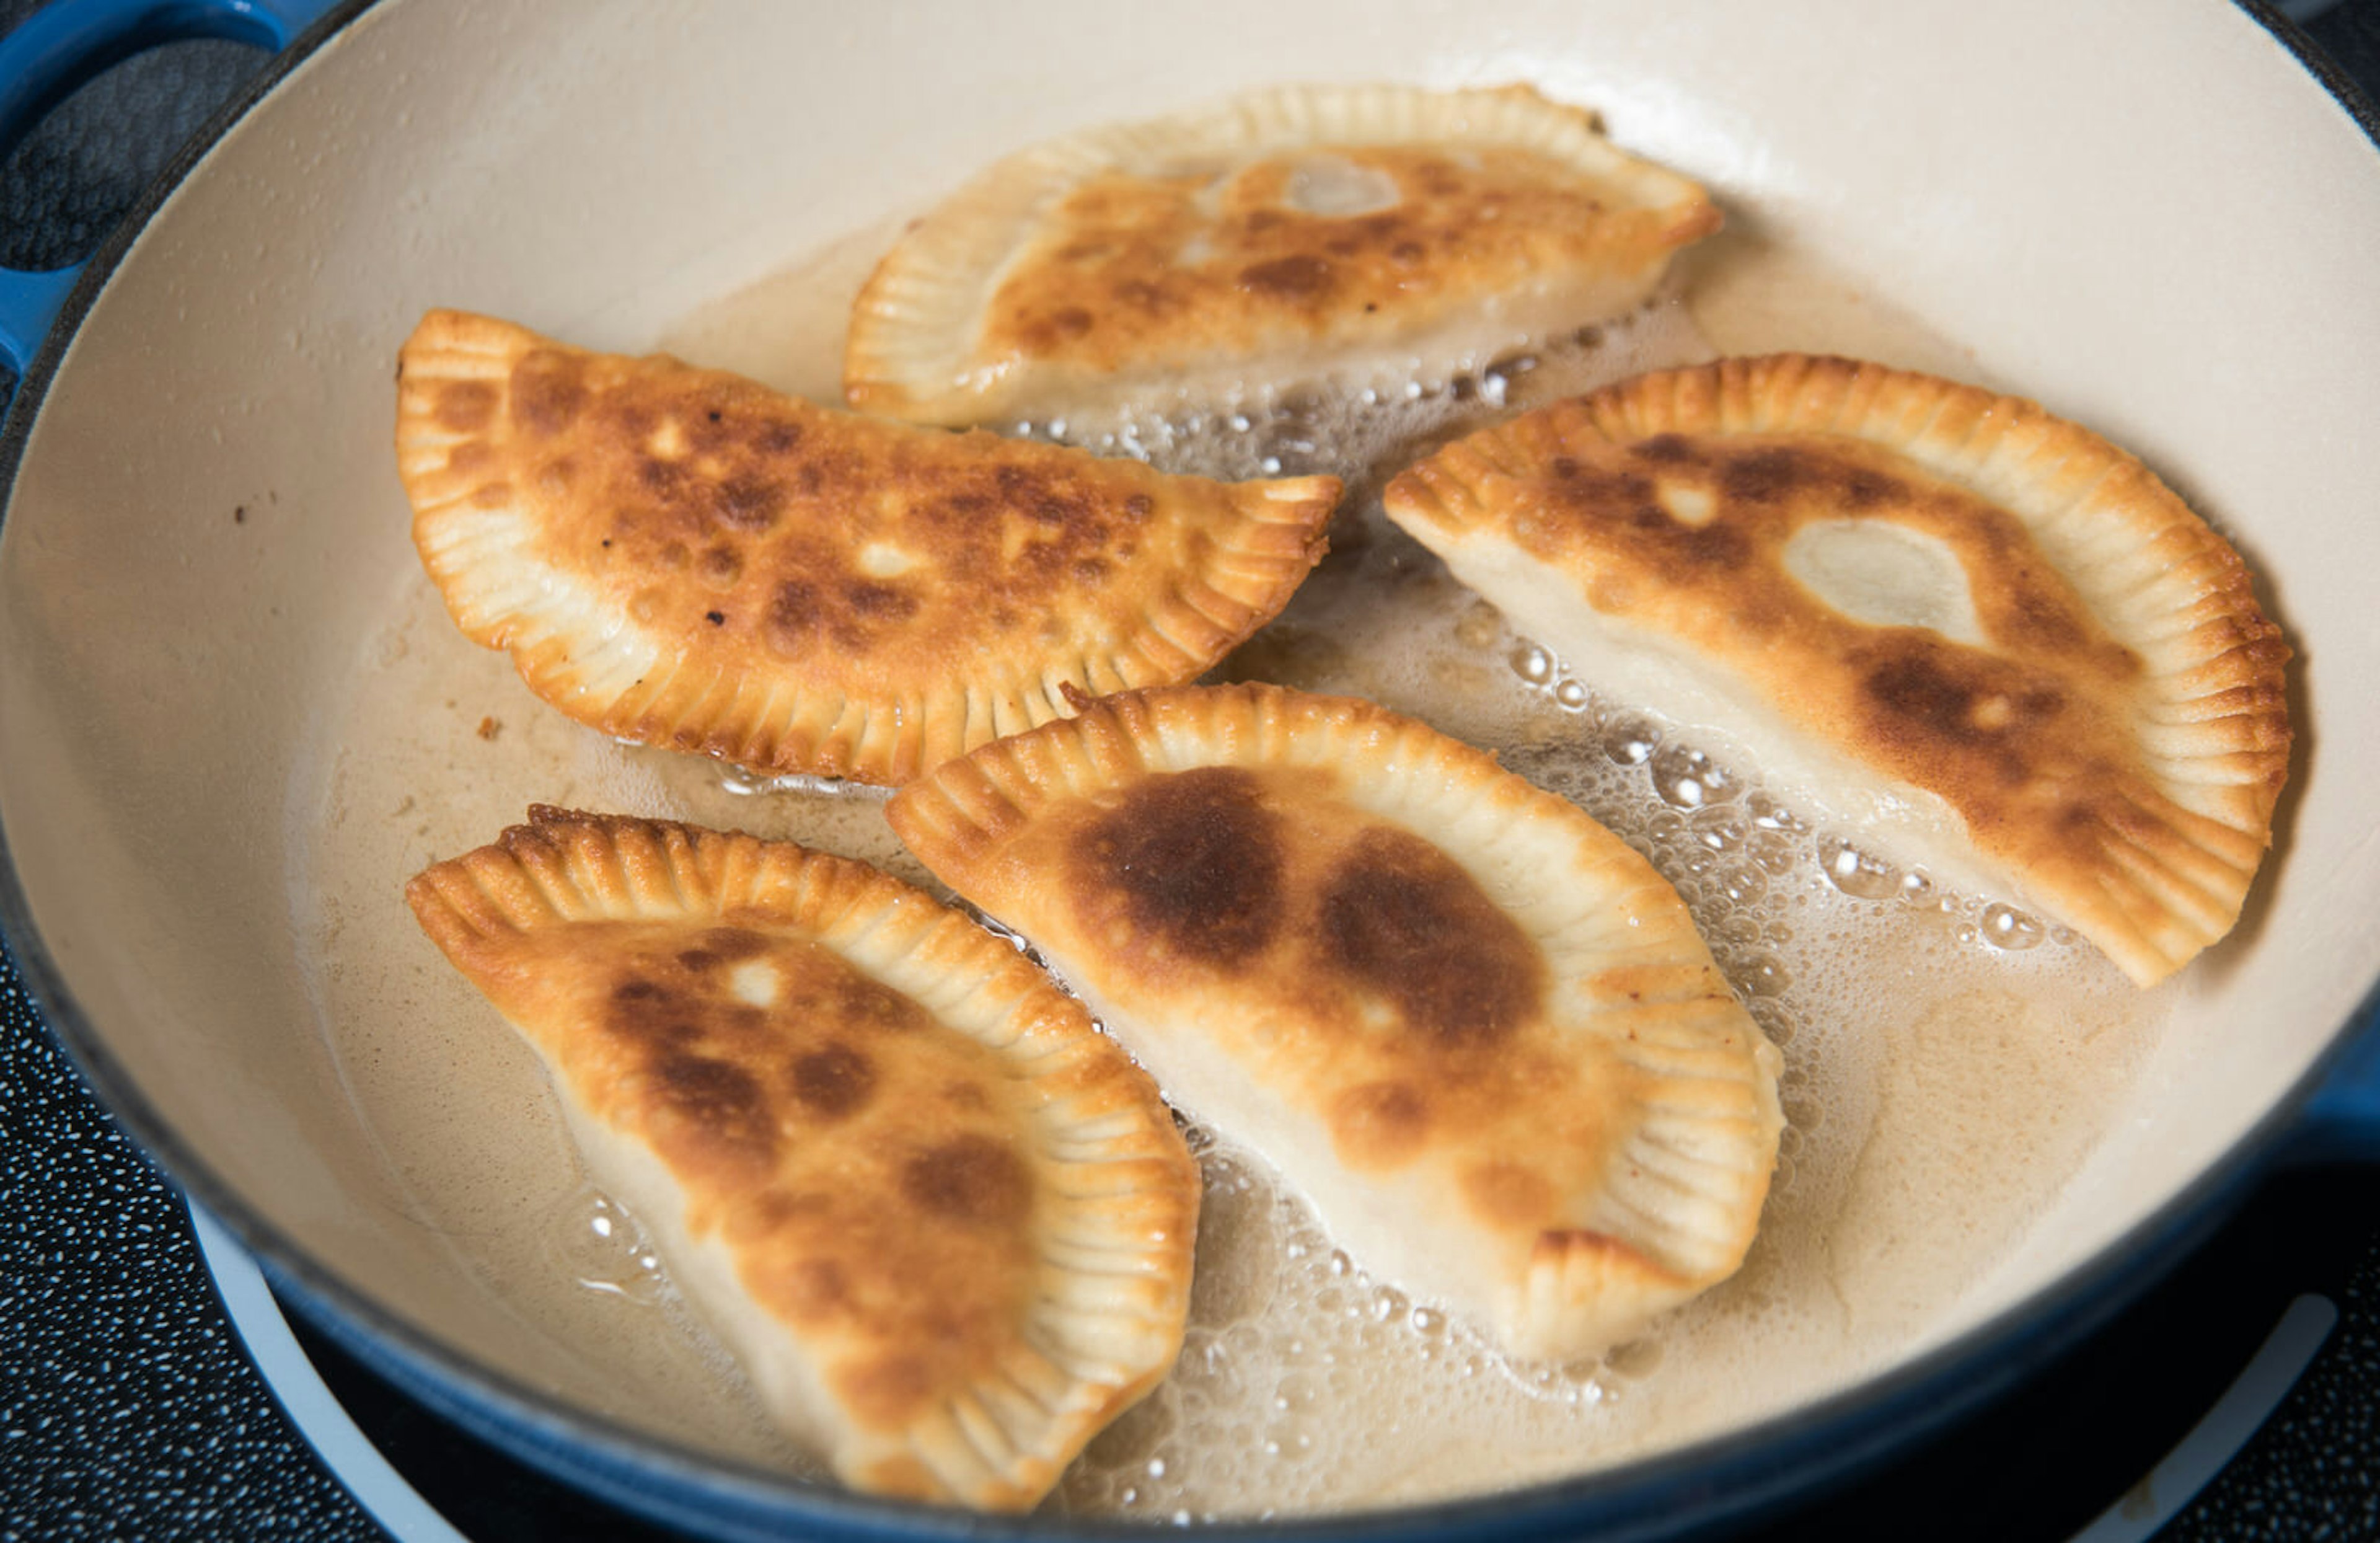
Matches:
[844,83,1721,427]
[1382,355,2293,987]
[886,684,1783,1362]
[395,310,1339,784]
[405,807,1200,1511]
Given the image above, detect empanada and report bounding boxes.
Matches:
[844,83,1720,427]
[887,684,1782,1362]
[395,310,1339,784]
[405,807,1200,1510]
[1382,354,2293,986]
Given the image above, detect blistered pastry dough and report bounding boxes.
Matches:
[1383,353,2293,986]
[395,310,1338,784]
[406,807,1199,1510]
[844,83,1719,425]
[888,684,1782,1361]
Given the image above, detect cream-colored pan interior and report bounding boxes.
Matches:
[3,0,2379,1521]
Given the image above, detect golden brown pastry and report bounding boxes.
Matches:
[844,83,1720,426]
[888,684,1782,1361]
[405,807,1200,1510]
[1382,354,2293,986]
[395,310,1339,784]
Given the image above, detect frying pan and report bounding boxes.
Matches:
[4,1,2379,1537]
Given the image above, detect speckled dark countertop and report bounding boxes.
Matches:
[3,4,2379,1540]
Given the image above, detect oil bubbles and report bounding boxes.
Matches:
[547,1187,667,1304]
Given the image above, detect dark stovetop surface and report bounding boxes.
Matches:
[4,3,2379,1539]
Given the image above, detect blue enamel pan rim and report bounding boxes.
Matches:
[0,0,348,366]
[1,2,2375,1537]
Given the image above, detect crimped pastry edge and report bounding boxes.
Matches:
[842,81,1721,426]
[1382,353,2293,986]
[395,309,1339,785]
[405,806,1199,1510]
[887,683,1783,1359]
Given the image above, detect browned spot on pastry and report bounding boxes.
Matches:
[757,558,927,657]
[1329,1079,1430,1169]
[509,349,586,436]
[1716,446,1804,504]
[997,464,1103,540]
[1316,825,1545,1047]
[435,380,496,432]
[1489,429,2162,836]
[903,1134,1031,1225]
[601,976,700,1048]
[1678,521,1750,570]
[967,141,1712,381]
[702,927,772,960]
[1855,645,2075,773]
[399,808,1205,1508]
[837,1351,935,1428]
[1072,766,1284,966]
[1381,340,2309,989]
[401,311,1338,787]
[845,580,918,620]
[1462,1161,1557,1228]
[783,1257,847,1322]
[791,1042,876,1120]
[711,476,783,532]
[697,544,743,587]
[1861,651,1994,743]
[1113,278,1168,316]
[650,1051,777,1170]
[764,578,831,655]
[834,972,928,1034]
[2008,587,2086,650]
[1840,467,1901,510]
[1240,253,1333,299]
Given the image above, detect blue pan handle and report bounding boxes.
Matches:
[0,0,339,376]
[2285,1006,2380,1166]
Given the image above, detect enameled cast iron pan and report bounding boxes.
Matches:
[4,2,2379,1537]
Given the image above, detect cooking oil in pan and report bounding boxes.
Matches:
[297,228,2164,1516]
